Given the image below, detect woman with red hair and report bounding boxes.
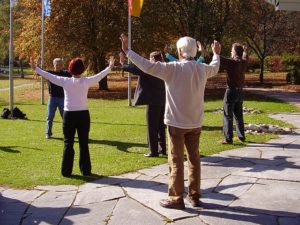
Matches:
[30,56,115,177]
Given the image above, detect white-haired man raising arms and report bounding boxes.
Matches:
[120,34,221,209]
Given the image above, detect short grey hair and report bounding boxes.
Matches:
[176,37,197,58]
[53,58,63,65]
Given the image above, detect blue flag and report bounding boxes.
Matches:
[44,0,51,16]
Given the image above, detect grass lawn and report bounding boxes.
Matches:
[0,84,299,188]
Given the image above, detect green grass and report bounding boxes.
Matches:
[0,91,299,188]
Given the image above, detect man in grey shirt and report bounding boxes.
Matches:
[120,34,221,209]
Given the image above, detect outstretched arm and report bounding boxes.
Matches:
[86,56,115,86]
[120,33,174,81]
[205,41,221,78]
[30,57,66,87]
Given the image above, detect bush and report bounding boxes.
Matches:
[247,57,260,72]
[281,54,300,71]
[265,55,284,72]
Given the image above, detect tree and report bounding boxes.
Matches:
[46,0,127,90]
[231,0,300,83]
[0,0,10,65]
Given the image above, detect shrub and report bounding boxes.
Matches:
[265,55,284,72]
[247,57,260,72]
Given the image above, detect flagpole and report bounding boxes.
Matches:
[9,0,14,116]
[128,7,132,106]
[41,0,45,105]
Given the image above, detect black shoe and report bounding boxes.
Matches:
[144,152,159,157]
[82,171,92,176]
[239,138,246,142]
[158,150,167,156]
[62,173,71,177]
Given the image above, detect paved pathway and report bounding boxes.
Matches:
[0,83,34,92]
[1,91,300,225]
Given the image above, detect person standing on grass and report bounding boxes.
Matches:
[119,51,166,158]
[220,43,248,144]
[45,58,71,139]
[30,56,115,177]
[120,33,221,209]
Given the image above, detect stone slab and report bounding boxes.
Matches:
[201,158,254,180]
[123,183,198,221]
[201,179,222,194]
[75,186,124,206]
[278,217,300,225]
[219,147,261,159]
[34,185,78,192]
[1,189,44,203]
[108,197,164,225]
[230,179,300,217]
[79,176,131,192]
[22,191,77,225]
[173,217,206,225]
[215,175,257,197]
[151,174,169,185]
[201,193,236,209]
[0,201,28,225]
[138,164,168,177]
[200,209,277,225]
[61,200,117,225]
[233,164,300,182]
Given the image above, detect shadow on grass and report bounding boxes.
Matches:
[0,146,20,153]
[89,139,147,152]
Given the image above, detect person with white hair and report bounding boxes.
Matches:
[45,58,71,139]
[120,34,221,209]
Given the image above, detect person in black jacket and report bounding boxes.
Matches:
[45,58,71,139]
[119,51,166,157]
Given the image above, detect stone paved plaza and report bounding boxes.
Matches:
[1,91,300,225]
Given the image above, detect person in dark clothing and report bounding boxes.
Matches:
[119,51,166,157]
[46,58,71,139]
[220,43,248,144]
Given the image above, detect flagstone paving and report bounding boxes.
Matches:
[1,91,300,224]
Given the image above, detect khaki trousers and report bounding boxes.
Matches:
[167,125,201,202]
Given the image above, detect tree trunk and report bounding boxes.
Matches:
[98,55,108,90]
[259,57,264,84]
[19,60,24,78]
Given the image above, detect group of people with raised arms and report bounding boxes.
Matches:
[30,33,248,209]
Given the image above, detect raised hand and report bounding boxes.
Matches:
[211,40,221,55]
[197,41,204,52]
[119,33,129,53]
[108,56,115,69]
[119,52,125,64]
[29,57,40,70]
[164,44,170,54]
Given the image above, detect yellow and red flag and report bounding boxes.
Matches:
[128,0,144,17]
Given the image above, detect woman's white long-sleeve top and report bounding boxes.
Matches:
[35,67,111,111]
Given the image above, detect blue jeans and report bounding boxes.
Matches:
[223,88,245,142]
[46,96,64,136]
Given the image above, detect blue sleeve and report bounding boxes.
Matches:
[165,53,178,62]
[196,57,205,63]
[122,64,145,76]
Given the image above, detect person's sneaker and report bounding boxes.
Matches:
[187,196,202,207]
[220,140,233,144]
[45,135,52,139]
[144,152,159,157]
[159,199,185,210]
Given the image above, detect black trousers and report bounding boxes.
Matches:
[223,88,245,142]
[62,110,91,176]
[146,104,166,154]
